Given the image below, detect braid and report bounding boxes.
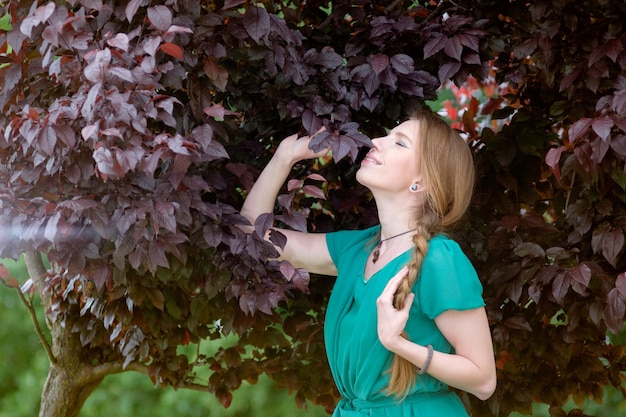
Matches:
[385,222,433,398]
[382,109,475,398]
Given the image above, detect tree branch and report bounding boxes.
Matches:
[22,251,56,364]
[15,283,56,364]
[84,361,215,393]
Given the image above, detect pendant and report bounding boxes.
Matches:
[372,243,382,263]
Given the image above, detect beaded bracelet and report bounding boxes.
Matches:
[416,344,434,375]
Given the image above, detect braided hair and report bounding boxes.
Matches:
[385,109,476,398]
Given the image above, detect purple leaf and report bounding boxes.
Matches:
[423,35,446,59]
[315,47,343,68]
[287,179,304,191]
[55,124,76,148]
[605,288,626,335]
[610,134,626,157]
[444,36,463,61]
[301,109,322,135]
[438,61,461,83]
[568,117,592,142]
[458,33,480,52]
[239,291,257,315]
[44,212,61,244]
[591,116,614,142]
[153,202,177,233]
[125,0,142,22]
[222,0,246,10]
[147,5,172,31]
[276,211,307,233]
[20,2,56,38]
[107,33,129,51]
[243,6,270,44]
[390,54,414,75]
[616,273,626,299]
[148,240,169,269]
[38,125,57,155]
[84,49,111,83]
[269,229,287,250]
[254,213,274,239]
[301,185,326,200]
[370,54,389,75]
[109,67,134,83]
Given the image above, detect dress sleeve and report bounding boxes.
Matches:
[417,236,485,320]
[325,226,379,271]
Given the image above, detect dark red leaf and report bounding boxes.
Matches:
[568,263,591,296]
[239,291,256,315]
[301,185,326,200]
[504,316,532,331]
[160,42,183,60]
[204,56,229,91]
[0,265,9,280]
[287,179,303,191]
[601,228,624,268]
[589,38,624,66]
[370,54,389,75]
[551,272,569,305]
[513,242,545,258]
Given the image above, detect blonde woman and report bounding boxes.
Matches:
[240,109,497,416]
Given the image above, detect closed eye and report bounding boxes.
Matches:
[394,141,408,148]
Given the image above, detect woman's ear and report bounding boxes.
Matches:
[409,181,424,193]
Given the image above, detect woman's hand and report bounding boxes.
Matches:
[376,266,415,351]
[275,128,330,165]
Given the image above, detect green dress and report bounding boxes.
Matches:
[324,225,485,417]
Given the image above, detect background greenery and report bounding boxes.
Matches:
[2,257,624,416]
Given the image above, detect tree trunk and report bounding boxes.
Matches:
[24,251,104,417]
[39,365,103,417]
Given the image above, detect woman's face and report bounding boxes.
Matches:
[356,119,422,193]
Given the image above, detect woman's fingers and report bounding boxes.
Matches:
[380,266,408,300]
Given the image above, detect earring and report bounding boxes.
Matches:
[410,183,419,192]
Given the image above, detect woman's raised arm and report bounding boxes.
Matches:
[240,132,337,277]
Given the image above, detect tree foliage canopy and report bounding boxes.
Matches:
[0,1,625,416]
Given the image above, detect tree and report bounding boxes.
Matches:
[0,1,624,417]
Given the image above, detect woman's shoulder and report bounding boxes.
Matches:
[422,234,478,282]
[426,234,465,258]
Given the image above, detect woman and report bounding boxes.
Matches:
[240,109,497,416]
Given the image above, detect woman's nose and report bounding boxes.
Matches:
[370,136,384,150]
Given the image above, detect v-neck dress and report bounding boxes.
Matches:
[324,225,485,417]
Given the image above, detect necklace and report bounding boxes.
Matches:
[371,228,418,263]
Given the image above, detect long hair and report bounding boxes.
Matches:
[385,109,476,398]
